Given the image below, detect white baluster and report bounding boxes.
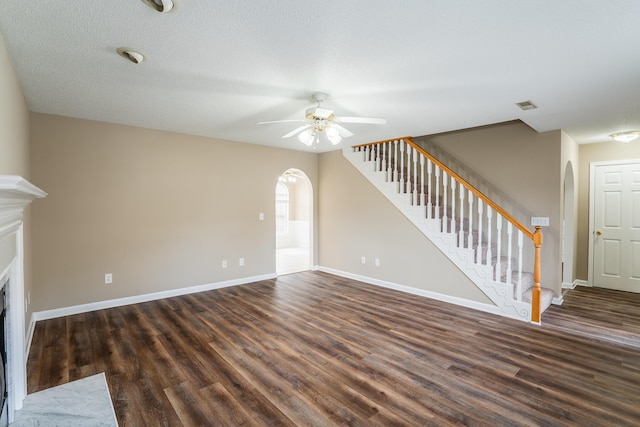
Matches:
[427,160,433,219]
[517,230,524,301]
[420,154,425,208]
[434,166,440,221]
[442,171,449,232]
[507,222,513,292]
[399,140,405,194]
[496,214,502,282]
[393,140,398,182]
[385,142,391,182]
[404,144,413,196]
[459,186,465,248]
[413,149,418,205]
[450,176,456,235]
[467,189,473,250]
[476,201,484,264]
[486,206,492,267]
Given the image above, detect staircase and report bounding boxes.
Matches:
[344,137,554,323]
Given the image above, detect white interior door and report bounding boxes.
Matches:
[591,161,640,292]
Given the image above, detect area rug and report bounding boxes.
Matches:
[12,373,118,426]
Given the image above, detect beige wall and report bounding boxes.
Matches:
[30,113,318,311]
[0,33,34,328]
[417,122,563,296]
[576,140,640,281]
[318,150,493,304]
[0,34,29,176]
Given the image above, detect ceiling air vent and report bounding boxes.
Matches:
[141,0,174,13]
[516,100,537,111]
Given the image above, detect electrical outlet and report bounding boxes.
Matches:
[361,256,366,265]
[375,258,380,267]
[239,258,245,266]
[259,212,264,221]
[222,260,227,268]
[105,273,112,284]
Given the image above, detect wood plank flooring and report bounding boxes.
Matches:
[26,272,640,426]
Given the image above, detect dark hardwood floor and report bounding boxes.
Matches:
[27,272,640,426]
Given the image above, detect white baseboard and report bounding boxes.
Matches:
[552,296,564,305]
[574,279,590,287]
[561,281,577,289]
[25,312,36,361]
[31,273,277,322]
[317,266,505,318]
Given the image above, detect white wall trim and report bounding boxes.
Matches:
[562,281,577,289]
[31,273,277,322]
[574,279,590,287]
[317,266,509,318]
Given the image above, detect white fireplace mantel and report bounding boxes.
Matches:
[0,175,46,422]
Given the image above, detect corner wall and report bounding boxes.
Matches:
[0,32,33,328]
[30,113,318,311]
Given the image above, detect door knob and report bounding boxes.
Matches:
[595,230,602,236]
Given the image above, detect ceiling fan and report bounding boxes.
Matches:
[257,92,386,146]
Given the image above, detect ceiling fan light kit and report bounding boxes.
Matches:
[258,92,386,148]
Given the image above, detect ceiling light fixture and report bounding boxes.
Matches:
[116,48,145,64]
[610,131,640,143]
[140,0,174,13]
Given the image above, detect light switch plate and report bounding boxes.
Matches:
[531,217,550,227]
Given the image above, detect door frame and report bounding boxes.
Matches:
[588,159,640,286]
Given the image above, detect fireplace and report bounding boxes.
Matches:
[0,176,46,423]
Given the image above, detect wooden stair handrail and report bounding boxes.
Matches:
[352,136,543,323]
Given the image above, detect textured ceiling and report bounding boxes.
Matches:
[1,0,639,152]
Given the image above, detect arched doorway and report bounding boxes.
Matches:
[276,169,312,275]
[562,161,576,288]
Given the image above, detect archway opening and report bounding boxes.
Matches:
[276,169,312,275]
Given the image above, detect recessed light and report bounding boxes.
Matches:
[140,0,174,13]
[116,48,145,64]
[610,131,640,143]
[516,100,537,111]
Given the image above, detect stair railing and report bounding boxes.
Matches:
[352,137,543,323]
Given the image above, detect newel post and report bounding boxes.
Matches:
[531,226,543,323]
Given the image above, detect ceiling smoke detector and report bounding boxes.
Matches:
[516,100,537,111]
[140,0,174,13]
[116,48,145,64]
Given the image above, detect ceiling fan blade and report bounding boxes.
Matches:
[337,116,387,124]
[333,124,354,138]
[256,119,306,125]
[282,124,311,138]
